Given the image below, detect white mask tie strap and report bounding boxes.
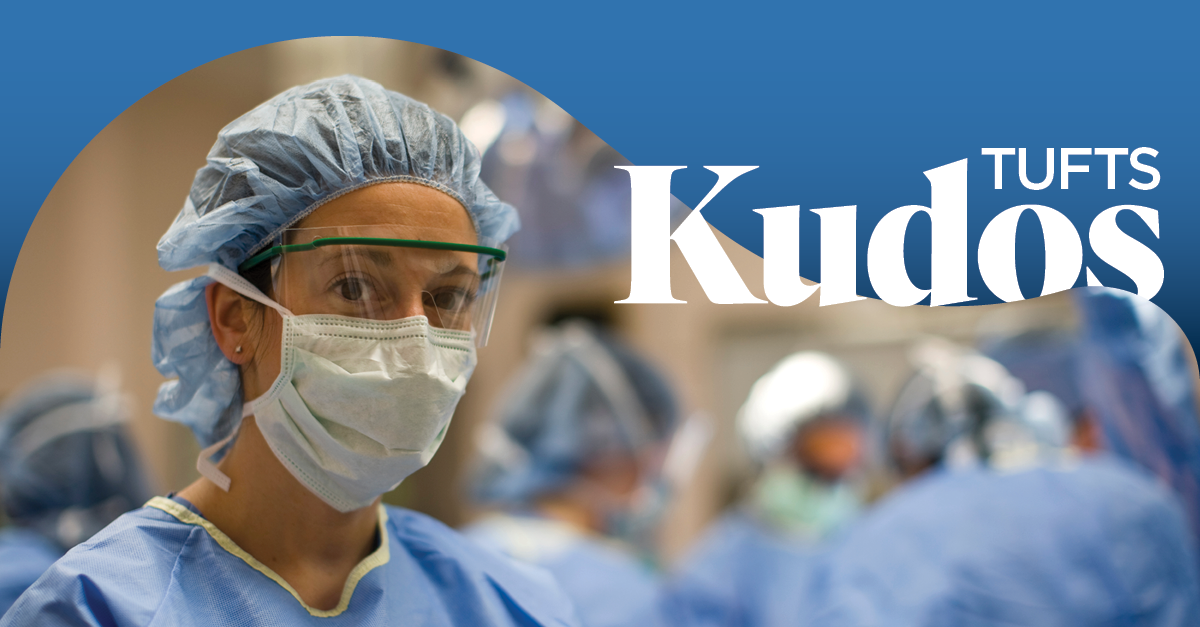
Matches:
[206,264,295,318]
[196,428,238,492]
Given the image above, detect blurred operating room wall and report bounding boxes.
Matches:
[0,36,1139,564]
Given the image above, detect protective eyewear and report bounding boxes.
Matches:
[239,225,507,346]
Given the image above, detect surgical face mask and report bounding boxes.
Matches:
[200,264,477,512]
[750,463,861,541]
[604,477,671,560]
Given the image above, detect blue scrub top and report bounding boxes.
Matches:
[1,497,580,626]
[0,527,62,617]
[652,512,817,627]
[466,514,657,627]
[791,457,1200,627]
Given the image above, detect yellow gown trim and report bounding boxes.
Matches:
[145,496,391,618]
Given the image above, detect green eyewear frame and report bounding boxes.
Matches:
[238,237,508,273]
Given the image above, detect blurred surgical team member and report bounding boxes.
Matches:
[656,352,869,627]
[984,288,1200,567]
[467,321,679,627]
[1073,287,1200,556]
[789,341,1200,627]
[0,370,152,615]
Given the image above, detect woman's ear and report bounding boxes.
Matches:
[207,282,252,364]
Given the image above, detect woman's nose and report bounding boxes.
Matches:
[389,291,429,322]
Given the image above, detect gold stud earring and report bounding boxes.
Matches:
[235,346,243,354]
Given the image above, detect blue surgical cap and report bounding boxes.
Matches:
[0,371,153,550]
[151,75,520,447]
[472,322,679,505]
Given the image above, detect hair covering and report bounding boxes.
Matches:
[1073,287,1200,551]
[0,370,153,550]
[736,352,870,466]
[151,75,520,447]
[472,321,679,504]
[884,339,1067,473]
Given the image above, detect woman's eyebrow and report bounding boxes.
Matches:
[315,247,394,269]
[439,265,480,280]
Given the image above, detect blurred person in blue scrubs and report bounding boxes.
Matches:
[0,370,152,616]
[1073,287,1200,562]
[655,352,870,627]
[788,339,1200,627]
[466,320,681,627]
[2,76,579,626]
[984,289,1200,559]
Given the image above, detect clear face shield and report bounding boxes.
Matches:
[238,224,507,346]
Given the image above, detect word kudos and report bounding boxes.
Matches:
[617,155,1161,307]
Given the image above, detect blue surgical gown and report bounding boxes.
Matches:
[0,527,62,616]
[652,512,817,627]
[1,496,580,626]
[792,457,1200,627]
[466,514,657,627]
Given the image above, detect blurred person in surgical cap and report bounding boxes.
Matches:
[1073,287,1200,562]
[785,339,1200,627]
[654,352,871,627]
[984,288,1200,562]
[0,369,153,615]
[466,320,683,627]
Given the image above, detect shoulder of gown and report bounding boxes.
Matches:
[2,503,582,627]
[0,504,199,627]
[0,528,64,616]
[384,506,581,627]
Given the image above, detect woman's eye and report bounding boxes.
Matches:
[427,289,474,312]
[335,277,369,301]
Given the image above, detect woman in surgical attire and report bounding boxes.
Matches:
[3,76,578,626]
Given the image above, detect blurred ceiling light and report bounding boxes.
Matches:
[459,99,507,155]
[498,133,538,167]
[534,98,574,136]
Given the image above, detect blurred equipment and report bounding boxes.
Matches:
[884,339,1065,475]
[467,321,681,627]
[0,369,153,614]
[788,337,1200,627]
[656,352,871,627]
[476,91,684,268]
[1074,287,1200,552]
[981,329,1103,452]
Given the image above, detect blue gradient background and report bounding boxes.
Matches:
[1,2,1196,340]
